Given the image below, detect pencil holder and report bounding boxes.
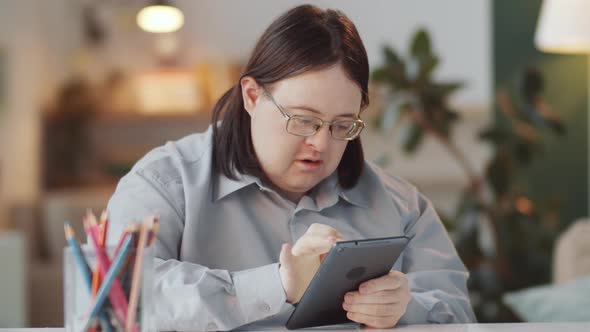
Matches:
[63,245,154,332]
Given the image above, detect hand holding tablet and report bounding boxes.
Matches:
[343,269,412,329]
[284,233,409,329]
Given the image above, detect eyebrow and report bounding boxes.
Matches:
[286,104,358,118]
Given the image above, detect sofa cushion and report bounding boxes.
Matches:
[503,276,590,322]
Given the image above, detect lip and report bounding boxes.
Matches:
[295,159,323,172]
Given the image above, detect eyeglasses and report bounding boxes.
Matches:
[261,86,365,141]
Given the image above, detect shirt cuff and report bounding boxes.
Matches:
[232,263,287,322]
[398,291,456,325]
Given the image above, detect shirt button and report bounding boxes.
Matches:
[258,302,271,313]
[206,322,217,330]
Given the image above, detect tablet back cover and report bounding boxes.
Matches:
[286,236,408,329]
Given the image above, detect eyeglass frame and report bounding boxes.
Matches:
[261,86,365,141]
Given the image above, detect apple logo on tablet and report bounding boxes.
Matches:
[346,266,366,280]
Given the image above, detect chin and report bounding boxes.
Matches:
[286,179,322,194]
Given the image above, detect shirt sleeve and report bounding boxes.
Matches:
[105,166,288,331]
[397,189,477,325]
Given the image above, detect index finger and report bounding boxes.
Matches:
[291,224,343,256]
[307,223,344,239]
[291,233,339,256]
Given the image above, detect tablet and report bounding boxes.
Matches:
[285,236,409,330]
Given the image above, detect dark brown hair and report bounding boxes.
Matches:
[211,4,369,189]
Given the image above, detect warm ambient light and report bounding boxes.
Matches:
[535,0,590,54]
[137,0,184,33]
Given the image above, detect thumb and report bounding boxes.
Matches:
[279,243,295,267]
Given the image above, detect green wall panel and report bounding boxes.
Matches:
[494,0,588,226]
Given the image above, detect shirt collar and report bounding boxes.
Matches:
[214,172,258,202]
[339,187,370,209]
[309,173,340,211]
[310,171,371,210]
[213,167,371,210]
[338,166,371,209]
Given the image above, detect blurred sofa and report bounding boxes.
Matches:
[503,218,590,322]
[13,185,115,327]
[553,218,590,284]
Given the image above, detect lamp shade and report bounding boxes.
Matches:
[535,0,590,54]
[137,0,184,33]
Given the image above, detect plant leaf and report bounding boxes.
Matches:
[402,122,424,153]
[486,150,514,197]
[410,28,432,58]
[428,82,464,99]
[416,55,439,86]
[371,68,390,83]
[384,45,404,68]
[479,126,509,145]
[371,111,383,129]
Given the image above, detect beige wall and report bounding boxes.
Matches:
[0,0,83,225]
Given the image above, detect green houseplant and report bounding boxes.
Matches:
[371,28,566,322]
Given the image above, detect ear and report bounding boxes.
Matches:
[240,76,262,116]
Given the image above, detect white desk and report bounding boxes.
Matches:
[1,323,589,332]
[396,323,590,331]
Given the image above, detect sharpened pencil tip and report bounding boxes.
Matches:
[99,210,108,224]
[64,222,74,239]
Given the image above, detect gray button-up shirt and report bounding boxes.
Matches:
[106,125,476,331]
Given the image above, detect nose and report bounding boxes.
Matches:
[304,125,331,152]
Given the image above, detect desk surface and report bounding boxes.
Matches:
[2,323,589,332]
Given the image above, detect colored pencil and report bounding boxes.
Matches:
[126,219,151,332]
[64,223,113,332]
[147,216,160,246]
[83,233,133,332]
[100,211,109,246]
[85,219,130,327]
[91,212,109,300]
[113,224,138,259]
